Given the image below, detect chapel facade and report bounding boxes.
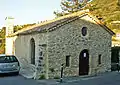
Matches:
[6,10,114,79]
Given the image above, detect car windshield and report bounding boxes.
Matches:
[0,56,18,63]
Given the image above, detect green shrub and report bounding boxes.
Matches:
[39,74,46,79]
[54,76,60,79]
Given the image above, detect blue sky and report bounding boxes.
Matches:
[0,0,61,28]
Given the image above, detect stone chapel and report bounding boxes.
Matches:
[5,10,114,79]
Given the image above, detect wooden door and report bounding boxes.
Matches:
[79,49,89,75]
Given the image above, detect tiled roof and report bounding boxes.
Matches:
[8,9,115,37]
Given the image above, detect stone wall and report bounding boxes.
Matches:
[14,33,48,79]
[47,15,112,78]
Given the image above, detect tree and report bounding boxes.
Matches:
[54,0,90,17]
[61,0,82,13]
[0,27,6,54]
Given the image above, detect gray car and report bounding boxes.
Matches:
[0,54,20,75]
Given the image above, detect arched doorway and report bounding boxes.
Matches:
[79,49,89,75]
[30,38,35,65]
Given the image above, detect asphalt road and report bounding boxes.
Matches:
[57,72,120,85]
[0,74,40,85]
[0,72,120,85]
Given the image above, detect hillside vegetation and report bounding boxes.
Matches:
[0,27,5,54]
[85,0,120,40]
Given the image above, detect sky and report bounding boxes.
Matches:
[0,0,61,29]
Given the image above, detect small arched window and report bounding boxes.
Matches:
[30,38,35,65]
[81,27,87,36]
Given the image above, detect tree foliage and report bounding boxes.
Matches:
[0,27,6,54]
[61,0,82,13]
[54,0,90,17]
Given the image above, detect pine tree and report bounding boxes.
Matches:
[61,0,82,13]
[54,0,90,17]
